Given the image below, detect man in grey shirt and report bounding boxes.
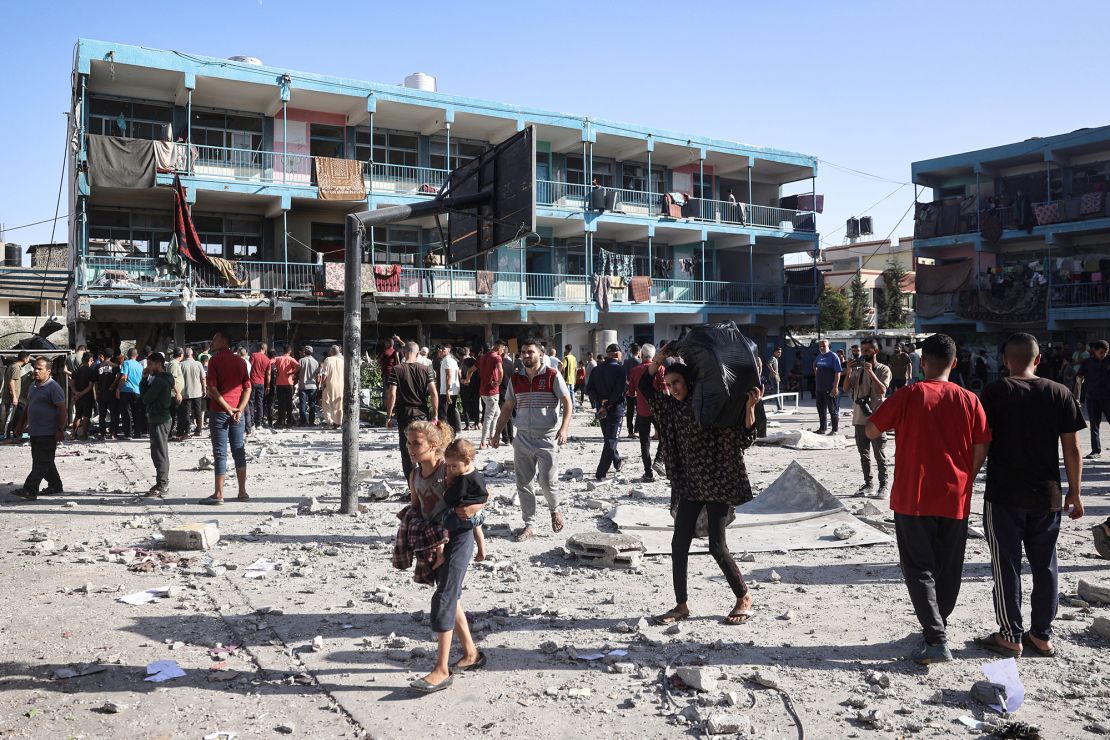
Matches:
[177,348,206,439]
[298,345,321,427]
[12,358,66,500]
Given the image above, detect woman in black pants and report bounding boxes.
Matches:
[640,357,762,625]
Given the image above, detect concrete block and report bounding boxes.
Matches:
[565,532,645,570]
[162,522,219,551]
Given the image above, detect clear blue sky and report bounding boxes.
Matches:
[3,1,1109,257]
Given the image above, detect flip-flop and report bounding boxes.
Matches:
[1021,633,1056,658]
[409,675,454,693]
[974,633,1022,658]
[197,496,224,506]
[1094,525,1110,560]
[513,527,535,542]
[652,609,690,626]
[450,651,487,674]
[10,489,37,501]
[551,511,565,533]
[723,609,753,626]
[236,493,250,501]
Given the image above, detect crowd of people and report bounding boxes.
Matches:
[3,328,1108,693]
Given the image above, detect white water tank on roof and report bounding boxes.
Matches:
[228,55,264,65]
[403,72,437,92]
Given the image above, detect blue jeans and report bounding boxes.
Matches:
[209,411,247,476]
[299,388,317,426]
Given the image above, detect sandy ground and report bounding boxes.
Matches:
[0,399,1108,740]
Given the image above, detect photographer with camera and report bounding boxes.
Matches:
[848,337,891,497]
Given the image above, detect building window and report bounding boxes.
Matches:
[566,156,613,187]
[88,97,172,140]
[693,173,715,200]
[190,110,263,151]
[355,129,419,167]
[429,137,486,171]
[311,222,345,261]
[88,208,172,255]
[193,213,263,258]
[366,225,421,265]
[622,163,664,194]
[8,301,40,317]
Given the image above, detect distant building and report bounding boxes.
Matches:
[0,242,69,348]
[818,236,917,327]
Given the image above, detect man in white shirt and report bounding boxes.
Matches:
[436,344,461,432]
[908,344,922,384]
[417,346,434,368]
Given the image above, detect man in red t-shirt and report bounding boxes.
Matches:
[272,346,299,428]
[867,333,990,665]
[477,340,505,449]
[199,332,252,505]
[248,342,272,434]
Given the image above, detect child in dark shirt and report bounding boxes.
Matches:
[434,438,488,567]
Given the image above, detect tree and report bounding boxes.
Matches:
[847,273,870,330]
[818,286,850,331]
[876,258,911,329]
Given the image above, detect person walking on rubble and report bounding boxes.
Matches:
[640,349,763,627]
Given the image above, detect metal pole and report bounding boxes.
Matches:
[699,156,705,218]
[282,210,289,289]
[282,101,288,184]
[747,164,753,207]
[446,122,451,170]
[340,214,362,514]
[186,90,192,172]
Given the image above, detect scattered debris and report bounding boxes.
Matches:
[144,659,186,682]
[675,666,718,693]
[163,522,220,551]
[117,587,172,606]
[834,525,856,540]
[1078,579,1110,605]
[705,713,750,736]
[53,663,109,680]
[1090,616,1110,641]
[565,532,646,570]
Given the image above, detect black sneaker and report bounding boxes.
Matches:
[1084,451,1101,460]
[39,486,64,496]
[10,488,36,500]
[642,474,655,483]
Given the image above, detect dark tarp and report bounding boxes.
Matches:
[87,134,156,189]
[914,260,973,295]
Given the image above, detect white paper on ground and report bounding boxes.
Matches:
[982,657,1025,713]
[578,652,606,661]
[245,558,279,572]
[144,659,186,682]
[117,587,170,605]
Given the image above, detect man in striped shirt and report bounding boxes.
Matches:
[491,337,573,542]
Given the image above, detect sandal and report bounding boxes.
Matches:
[723,608,753,626]
[652,608,690,626]
[236,493,250,501]
[974,633,1021,658]
[551,510,564,533]
[450,651,487,674]
[409,675,454,694]
[1021,632,1056,658]
[513,527,535,542]
[197,495,224,506]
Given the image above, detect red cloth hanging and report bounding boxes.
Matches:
[173,175,212,266]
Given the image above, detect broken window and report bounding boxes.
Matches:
[88,96,172,140]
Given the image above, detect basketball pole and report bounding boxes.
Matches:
[340,192,491,514]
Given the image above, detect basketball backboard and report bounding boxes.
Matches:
[445,126,536,266]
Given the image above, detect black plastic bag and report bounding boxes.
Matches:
[670,321,759,429]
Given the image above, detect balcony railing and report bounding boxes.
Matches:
[188,144,315,184]
[1049,281,1110,308]
[365,163,449,195]
[77,257,817,309]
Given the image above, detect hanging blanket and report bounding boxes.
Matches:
[374,263,401,293]
[914,260,973,294]
[630,275,652,303]
[1080,191,1105,215]
[314,157,366,200]
[980,209,1003,244]
[361,264,376,294]
[324,262,344,291]
[154,141,179,173]
[391,504,447,586]
[476,270,494,295]
[87,134,156,189]
[957,285,1046,323]
[1034,202,1061,226]
[593,274,611,311]
[915,292,957,318]
[914,201,940,239]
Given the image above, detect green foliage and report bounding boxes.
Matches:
[877,259,911,329]
[847,273,870,330]
[818,286,850,331]
[360,355,383,414]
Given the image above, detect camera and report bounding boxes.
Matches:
[855,397,874,417]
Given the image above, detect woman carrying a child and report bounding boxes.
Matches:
[398,420,489,693]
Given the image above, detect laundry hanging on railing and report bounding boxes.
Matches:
[87,134,157,189]
[314,156,366,200]
[374,263,401,293]
[593,274,611,311]
[154,141,178,173]
[596,248,635,280]
[629,276,652,303]
[653,258,673,278]
[476,270,494,295]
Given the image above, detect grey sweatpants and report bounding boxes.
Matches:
[513,429,561,529]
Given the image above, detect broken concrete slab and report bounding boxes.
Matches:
[1077,579,1110,605]
[565,532,646,570]
[162,522,219,551]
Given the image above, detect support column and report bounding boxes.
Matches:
[747,164,753,207]
[340,215,363,514]
[445,122,451,170]
[186,89,193,172]
[282,101,288,184]
[282,210,289,289]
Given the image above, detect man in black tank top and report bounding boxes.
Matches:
[385,342,439,478]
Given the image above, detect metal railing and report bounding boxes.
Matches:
[537,180,591,208]
[81,255,189,293]
[1049,281,1110,307]
[78,255,321,294]
[366,163,449,195]
[191,144,314,184]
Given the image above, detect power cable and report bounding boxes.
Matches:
[0,214,71,234]
[31,121,71,334]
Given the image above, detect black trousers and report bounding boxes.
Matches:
[1088,397,1107,454]
[596,408,624,477]
[894,513,968,644]
[276,386,295,427]
[815,390,838,431]
[24,435,62,493]
[118,392,141,437]
[984,501,1061,642]
[397,414,428,480]
[635,414,654,475]
[625,399,637,436]
[460,389,479,427]
[98,395,118,438]
[438,394,461,433]
[671,498,747,604]
[178,397,204,435]
[250,384,265,431]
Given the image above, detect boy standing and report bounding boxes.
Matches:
[867,333,990,664]
[141,353,177,496]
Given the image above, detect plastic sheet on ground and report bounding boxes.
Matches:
[607,460,892,555]
[759,429,852,450]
